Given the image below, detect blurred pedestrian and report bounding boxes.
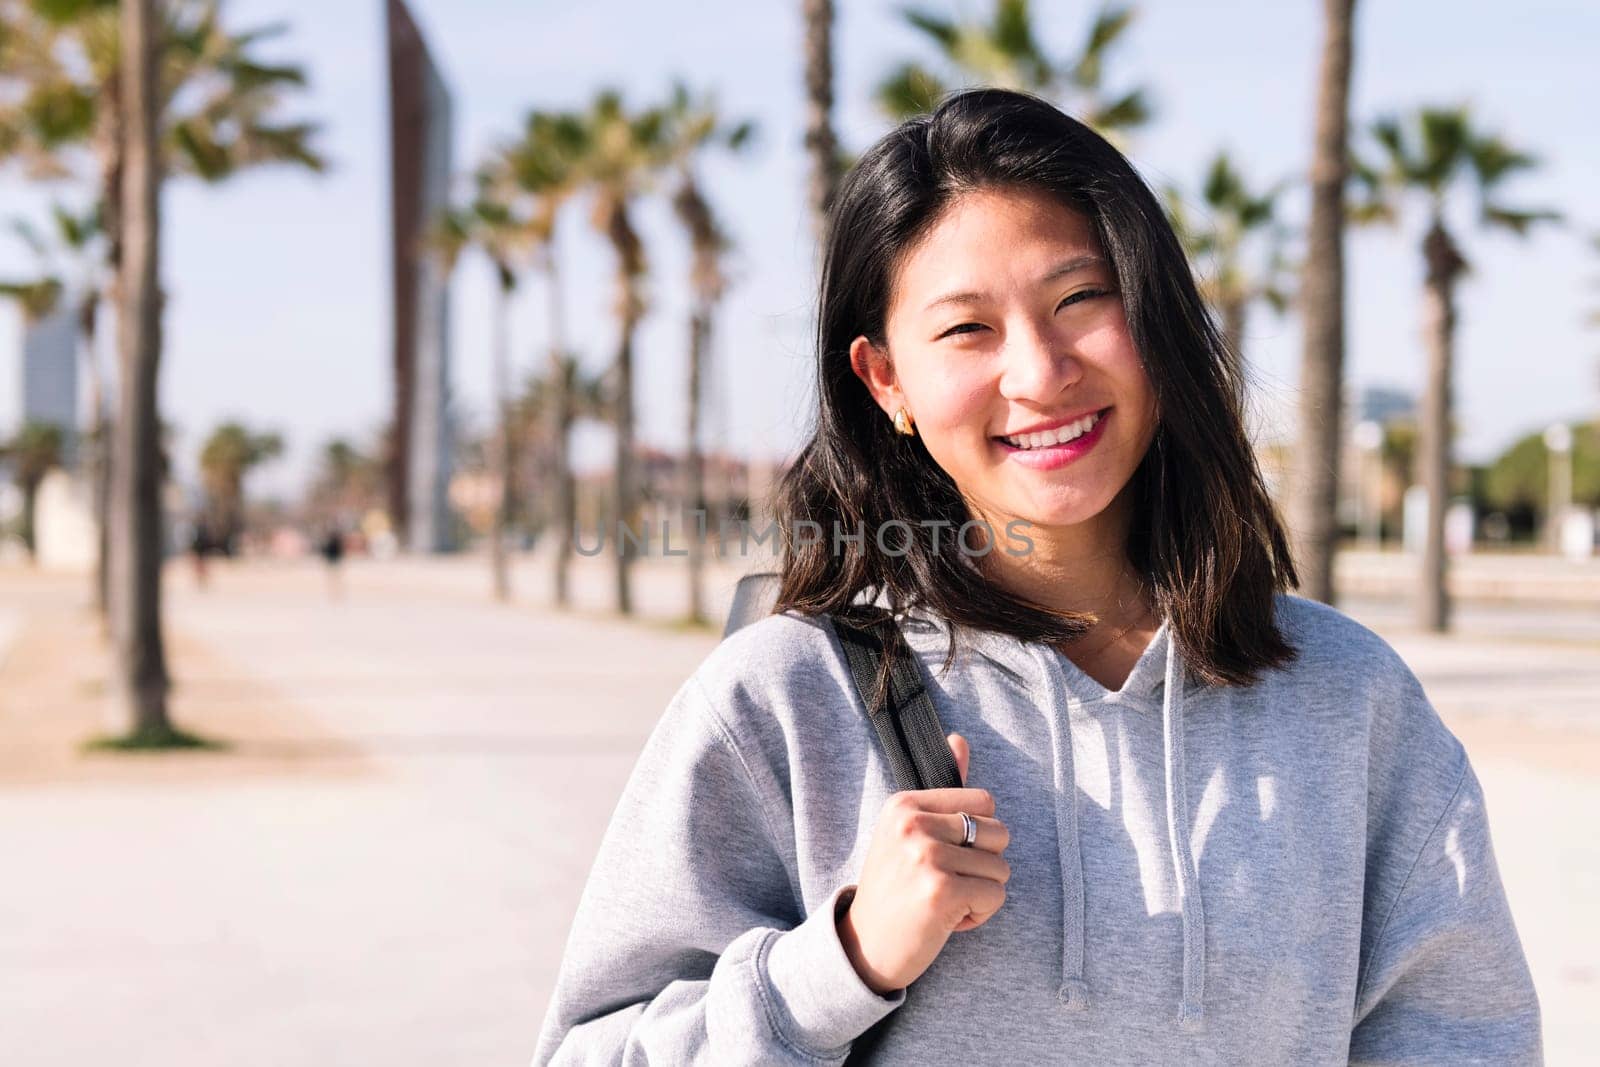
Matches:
[320,526,345,599]
[189,519,212,590]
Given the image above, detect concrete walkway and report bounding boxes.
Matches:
[0,556,1593,1064]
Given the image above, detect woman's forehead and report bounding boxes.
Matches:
[888,188,1105,311]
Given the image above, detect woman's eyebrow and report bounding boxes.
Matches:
[921,254,1107,312]
[1041,254,1106,282]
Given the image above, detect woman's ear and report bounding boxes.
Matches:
[849,335,899,417]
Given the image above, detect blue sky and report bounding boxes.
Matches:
[1,0,1595,500]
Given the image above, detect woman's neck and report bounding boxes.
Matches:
[967,486,1161,691]
[972,488,1151,623]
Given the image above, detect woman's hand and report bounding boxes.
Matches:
[836,732,1012,995]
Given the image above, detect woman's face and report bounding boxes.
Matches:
[851,185,1158,540]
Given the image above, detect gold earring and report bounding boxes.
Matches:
[893,407,916,436]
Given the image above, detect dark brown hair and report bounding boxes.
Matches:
[772,88,1298,688]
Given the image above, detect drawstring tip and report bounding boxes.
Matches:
[1177,1001,1206,1032]
[1056,978,1090,1011]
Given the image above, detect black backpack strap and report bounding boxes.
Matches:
[829,608,962,793]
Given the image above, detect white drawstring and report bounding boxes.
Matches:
[1162,631,1207,1029]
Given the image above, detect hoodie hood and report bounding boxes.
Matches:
[899,608,1207,1030]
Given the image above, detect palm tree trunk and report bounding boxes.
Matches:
[613,303,637,616]
[95,83,124,628]
[1417,220,1464,633]
[97,76,126,290]
[95,433,112,617]
[226,477,245,552]
[686,306,709,626]
[604,200,644,618]
[489,273,512,603]
[1289,0,1358,605]
[802,0,840,252]
[20,482,39,563]
[112,0,172,735]
[542,242,575,608]
[80,297,112,620]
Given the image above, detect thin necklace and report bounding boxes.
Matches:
[1061,602,1154,663]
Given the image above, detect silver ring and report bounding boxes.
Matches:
[958,811,977,848]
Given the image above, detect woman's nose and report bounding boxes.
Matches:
[997,319,1083,401]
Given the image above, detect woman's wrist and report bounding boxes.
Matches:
[835,885,900,997]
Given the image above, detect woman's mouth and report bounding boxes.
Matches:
[992,408,1110,470]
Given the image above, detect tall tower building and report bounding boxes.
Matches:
[385,0,456,552]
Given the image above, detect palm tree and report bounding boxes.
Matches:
[309,436,385,526]
[1,0,323,745]
[497,109,590,607]
[1164,152,1293,379]
[515,354,609,533]
[0,1,324,285]
[801,0,841,248]
[662,83,755,626]
[197,421,284,552]
[577,90,668,615]
[2,420,65,561]
[877,1,1153,143]
[0,2,86,182]
[1352,106,1560,631]
[432,172,530,602]
[0,273,64,319]
[1288,0,1358,609]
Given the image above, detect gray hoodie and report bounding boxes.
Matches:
[531,594,1541,1065]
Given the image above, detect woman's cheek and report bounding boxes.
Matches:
[936,370,998,430]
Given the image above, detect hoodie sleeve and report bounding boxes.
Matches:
[531,675,906,1066]
[1349,738,1542,1064]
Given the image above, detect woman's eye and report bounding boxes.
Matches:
[1058,288,1109,310]
[936,289,1110,339]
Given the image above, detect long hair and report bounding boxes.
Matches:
[772,88,1298,689]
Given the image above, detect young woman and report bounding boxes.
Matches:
[532,89,1540,1065]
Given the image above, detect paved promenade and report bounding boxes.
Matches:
[0,554,1594,1064]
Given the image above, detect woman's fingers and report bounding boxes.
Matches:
[943,872,1008,928]
[932,840,1012,884]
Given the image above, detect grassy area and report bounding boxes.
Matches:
[83,722,226,753]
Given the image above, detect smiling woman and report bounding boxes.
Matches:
[531,89,1541,1067]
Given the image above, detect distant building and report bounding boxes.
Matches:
[20,299,79,463]
[1340,384,1419,541]
[569,447,768,557]
[1350,385,1416,428]
[1250,384,1419,543]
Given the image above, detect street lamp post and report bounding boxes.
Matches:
[1544,423,1573,553]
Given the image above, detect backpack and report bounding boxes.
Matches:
[721,572,962,793]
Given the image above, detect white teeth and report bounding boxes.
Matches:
[1004,411,1101,450]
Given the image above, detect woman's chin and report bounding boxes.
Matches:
[993,497,1116,532]
[992,502,1107,531]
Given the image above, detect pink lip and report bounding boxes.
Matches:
[993,408,1110,470]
